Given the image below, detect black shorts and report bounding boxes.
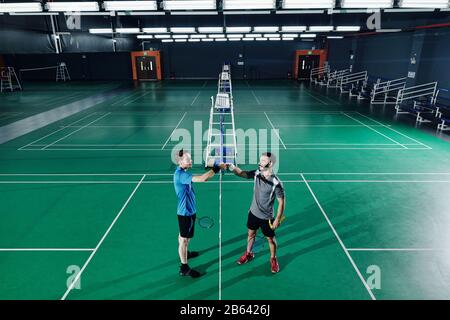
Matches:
[178,214,196,238]
[247,211,275,238]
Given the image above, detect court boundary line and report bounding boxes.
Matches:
[61,174,146,300]
[0,248,95,252]
[263,112,287,149]
[19,147,430,151]
[42,113,112,150]
[347,248,450,252]
[341,112,407,149]
[17,113,98,150]
[356,112,432,149]
[161,112,187,150]
[190,80,207,106]
[301,89,329,105]
[246,80,261,105]
[300,173,376,300]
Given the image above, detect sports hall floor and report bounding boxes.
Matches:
[0,80,450,300]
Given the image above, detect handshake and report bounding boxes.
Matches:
[206,160,236,173]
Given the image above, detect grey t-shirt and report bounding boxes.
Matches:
[244,170,285,220]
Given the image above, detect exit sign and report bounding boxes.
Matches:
[308,51,312,55]
[144,52,148,56]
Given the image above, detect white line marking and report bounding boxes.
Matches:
[161,112,187,150]
[356,112,432,149]
[347,248,450,252]
[111,90,142,106]
[42,113,111,150]
[0,248,95,252]
[59,125,175,128]
[1,172,450,176]
[1,180,449,184]
[300,173,376,300]
[264,112,286,149]
[18,113,96,150]
[61,174,146,300]
[124,91,153,106]
[341,112,407,149]
[190,81,207,106]
[302,89,329,105]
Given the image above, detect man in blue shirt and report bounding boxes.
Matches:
[174,149,226,278]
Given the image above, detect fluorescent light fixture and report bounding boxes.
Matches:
[282,37,295,40]
[281,26,306,32]
[246,33,262,37]
[301,33,316,38]
[223,10,271,14]
[201,38,214,41]
[336,26,361,31]
[309,26,333,32]
[215,38,227,41]
[277,9,324,13]
[163,0,216,10]
[227,34,244,38]
[170,27,196,33]
[191,34,207,38]
[154,34,171,38]
[255,37,268,41]
[0,2,43,13]
[399,0,449,8]
[229,38,241,41]
[143,28,168,33]
[264,33,280,37]
[137,35,153,39]
[226,27,252,33]
[198,27,223,33]
[282,0,335,9]
[172,34,189,38]
[269,38,281,41]
[104,1,157,11]
[175,39,187,42]
[327,36,344,39]
[116,28,141,33]
[223,0,276,10]
[46,1,99,12]
[170,10,217,15]
[254,26,279,32]
[188,39,201,42]
[209,34,226,38]
[375,29,402,32]
[89,28,113,34]
[341,0,393,8]
[242,38,254,41]
[162,39,174,42]
[282,33,298,37]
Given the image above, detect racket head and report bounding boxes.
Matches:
[198,216,214,229]
[253,234,266,253]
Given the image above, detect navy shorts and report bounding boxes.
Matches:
[247,211,275,238]
[178,214,196,238]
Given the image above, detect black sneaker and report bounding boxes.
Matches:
[187,251,199,259]
[179,267,202,278]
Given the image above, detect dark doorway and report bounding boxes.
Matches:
[136,56,157,81]
[298,55,320,80]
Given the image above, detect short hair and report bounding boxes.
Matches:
[262,152,276,164]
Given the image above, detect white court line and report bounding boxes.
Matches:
[2,172,450,176]
[307,180,450,183]
[41,113,112,150]
[161,112,187,150]
[341,112,407,149]
[18,113,97,150]
[190,80,207,106]
[302,89,329,105]
[246,80,261,105]
[111,90,142,106]
[124,91,155,106]
[264,112,286,149]
[19,147,431,151]
[24,143,417,147]
[0,248,94,252]
[300,173,376,300]
[356,112,432,150]
[1,180,450,184]
[275,124,391,128]
[347,248,450,252]
[59,125,175,128]
[61,174,146,300]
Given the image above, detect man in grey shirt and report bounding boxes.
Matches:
[228,152,285,273]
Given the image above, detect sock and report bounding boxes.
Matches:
[180,263,190,272]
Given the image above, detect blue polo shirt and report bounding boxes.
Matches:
[174,167,196,216]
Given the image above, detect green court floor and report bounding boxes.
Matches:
[0,80,450,300]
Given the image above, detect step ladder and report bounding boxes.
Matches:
[205,65,237,166]
[0,67,22,92]
[56,62,71,82]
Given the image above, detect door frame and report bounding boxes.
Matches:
[297,55,321,80]
[293,49,327,80]
[131,51,162,81]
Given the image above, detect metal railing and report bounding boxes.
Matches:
[371,77,407,104]
[395,82,439,113]
[310,65,330,84]
[327,69,351,88]
[338,71,368,94]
